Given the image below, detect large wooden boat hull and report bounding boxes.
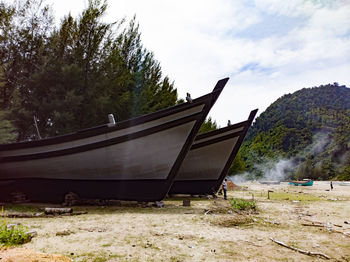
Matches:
[169,109,257,195]
[0,78,229,203]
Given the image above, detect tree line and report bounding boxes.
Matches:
[0,0,179,142]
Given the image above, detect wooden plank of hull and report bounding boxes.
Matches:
[0,78,229,202]
[1,121,197,180]
[175,136,240,181]
[170,109,258,195]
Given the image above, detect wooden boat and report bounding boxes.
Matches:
[169,109,257,195]
[0,78,229,203]
[289,180,313,186]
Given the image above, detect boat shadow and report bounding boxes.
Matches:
[2,196,224,215]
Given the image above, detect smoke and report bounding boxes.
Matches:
[230,159,294,183]
[257,159,294,181]
[311,132,331,155]
[230,172,251,184]
[230,130,342,183]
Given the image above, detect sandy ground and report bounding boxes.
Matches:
[1,181,350,261]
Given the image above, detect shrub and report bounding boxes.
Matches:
[0,223,30,245]
[0,207,31,246]
[230,198,256,211]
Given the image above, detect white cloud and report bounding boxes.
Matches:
[46,0,350,125]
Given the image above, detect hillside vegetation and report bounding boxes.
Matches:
[240,83,350,181]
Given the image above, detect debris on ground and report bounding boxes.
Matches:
[270,237,331,260]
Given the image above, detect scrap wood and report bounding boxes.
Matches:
[330,229,350,238]
[302,223,324,227]
[301,222,350,237]
[270,237,330,260]
[44,207,73,214]
[204,209,212,215]
[2,211,87,218]
[1,213,42,218]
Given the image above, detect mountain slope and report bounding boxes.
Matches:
[240,83,350,180]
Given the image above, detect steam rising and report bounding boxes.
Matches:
[230,130,343,183]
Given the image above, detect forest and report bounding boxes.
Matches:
[0,0,179,142]
[239,83,350,181]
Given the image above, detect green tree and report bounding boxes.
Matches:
[0,0,180,140]
[336,165,350,181]
[0,0,53,140]
[0,110,16,143]
[199,117,218,133]
[228,151,246,175]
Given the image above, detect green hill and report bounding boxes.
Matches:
[240,83,350,181]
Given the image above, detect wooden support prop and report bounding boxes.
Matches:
[183,199,191,207]
[267,190,273,200]
[44,207,73,215]
[270,237,330,260]
[301,223,324,227]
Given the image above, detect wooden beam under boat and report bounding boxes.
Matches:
[0,78,229,203]
[169,109,257,195]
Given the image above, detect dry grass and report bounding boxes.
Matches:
[209,214,254,227]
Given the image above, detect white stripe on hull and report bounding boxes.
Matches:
[193,126,243,144]
[1,105,204,157]
[1,121,195,180]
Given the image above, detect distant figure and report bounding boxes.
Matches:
[222,178,228,200]
[186,93,193,103]
[330,181,333,191]
[227,120,231,126]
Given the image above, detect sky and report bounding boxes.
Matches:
[46,0,350,126]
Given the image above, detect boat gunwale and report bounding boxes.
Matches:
[2,112,202,163]
[195,119,249,141]
[191,130,244,150]
[0,86,224,151]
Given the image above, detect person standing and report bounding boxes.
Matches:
[330,181,333,191]
[222,179,228,200]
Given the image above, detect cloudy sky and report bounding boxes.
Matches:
[48,0,350,126]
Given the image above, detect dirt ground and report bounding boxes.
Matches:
[1,181,350,262]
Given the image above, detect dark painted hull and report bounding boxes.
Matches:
[1,179,172,202]
[169,109,257,195]
[0,78,229,203]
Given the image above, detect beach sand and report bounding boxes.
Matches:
[1,181,349,261]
